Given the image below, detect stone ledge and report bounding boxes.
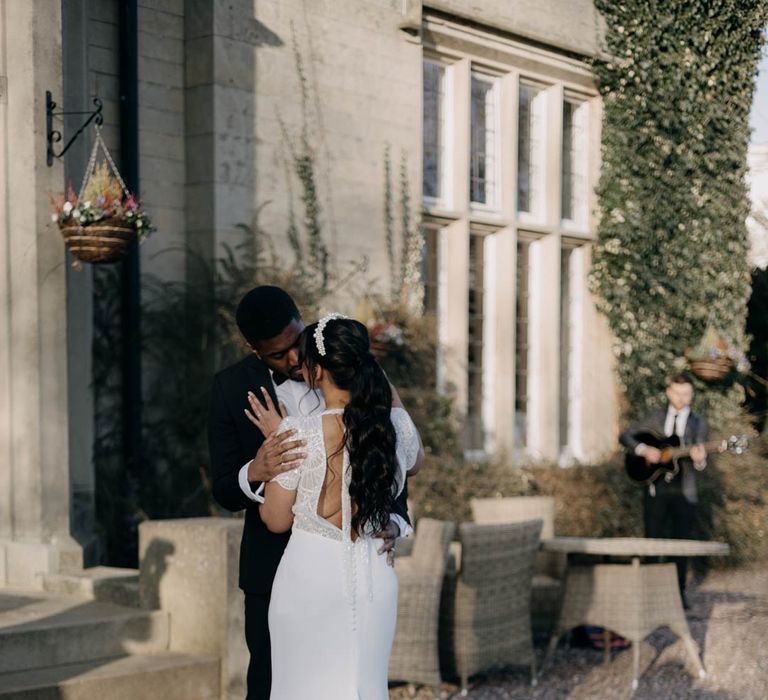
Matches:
[0,651,219,700]
[40,566,140,608]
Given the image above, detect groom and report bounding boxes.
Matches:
[208,285,411,700]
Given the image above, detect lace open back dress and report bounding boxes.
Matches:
[267,407,419,700]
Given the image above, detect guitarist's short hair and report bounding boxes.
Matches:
[668,372,694,386]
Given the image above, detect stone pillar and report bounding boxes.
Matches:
[0,0,82,586]
[527,232,561,462]
[139,518,247,700]
[441,58,471,414]
[185,0,256,273]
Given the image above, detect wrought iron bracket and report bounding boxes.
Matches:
[46,91,103,167]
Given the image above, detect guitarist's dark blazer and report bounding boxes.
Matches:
[208,353,411,595]
[619,406,709,496]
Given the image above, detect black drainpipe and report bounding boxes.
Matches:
[118,0,142,557]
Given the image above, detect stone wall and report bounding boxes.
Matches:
[429,0,605,57]
[252,0,422,298]
[137,0,187,278]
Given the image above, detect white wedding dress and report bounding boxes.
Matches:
[268,407,419,700]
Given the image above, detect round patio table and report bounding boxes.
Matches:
[538,537,730,692]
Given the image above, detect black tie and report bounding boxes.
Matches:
[272,373,304,387]
[272,372,290,386]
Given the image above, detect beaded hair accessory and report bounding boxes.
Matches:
[314,313,349,356]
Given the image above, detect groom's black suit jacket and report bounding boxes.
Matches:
[209,354,287,595]
[208,353,411,596]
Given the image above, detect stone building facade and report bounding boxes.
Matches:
[0,0,617,585]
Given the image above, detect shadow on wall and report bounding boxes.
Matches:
[138,537,176,611]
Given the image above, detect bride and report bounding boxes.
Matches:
[259,314,424,699]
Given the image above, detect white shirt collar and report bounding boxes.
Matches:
[667,405,691,420]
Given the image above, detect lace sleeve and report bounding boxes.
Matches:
[391,408,419,496]
[270,417,302,491]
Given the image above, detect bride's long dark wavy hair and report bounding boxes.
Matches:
[299,318,397,534]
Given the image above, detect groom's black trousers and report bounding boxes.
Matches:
[244,593,271,700]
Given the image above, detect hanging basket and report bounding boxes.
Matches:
[59,216,136,263]
[684,323,736,381]
[53,125,152,267]
[689,357,732,382]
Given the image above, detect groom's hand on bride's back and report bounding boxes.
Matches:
[247,430,306,484]
[375,519,400,568]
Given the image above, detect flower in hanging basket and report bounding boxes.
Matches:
[685,325,730,362]
[684,325,749,380]
[52,163,155,241]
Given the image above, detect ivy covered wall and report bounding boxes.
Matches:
[589,0,768,428]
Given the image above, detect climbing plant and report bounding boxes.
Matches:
[589,0,768,428]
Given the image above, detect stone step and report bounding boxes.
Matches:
[0,589,169,674]
[40,567,141,608]
[0,652,220,700]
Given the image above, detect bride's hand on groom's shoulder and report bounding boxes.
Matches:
[247,429,306,484]
[245,387,287,438]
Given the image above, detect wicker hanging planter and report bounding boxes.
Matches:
[52,126,154,268]
[688,357,732,381]
[685,325,736,382]
[59,216,136,264]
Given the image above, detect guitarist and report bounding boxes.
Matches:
[619,372,708,608]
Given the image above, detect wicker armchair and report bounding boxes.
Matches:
[439,519,542,692]
[471,496,564,632]
[389,518,456,696]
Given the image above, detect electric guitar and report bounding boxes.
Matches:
[624,430,749,485]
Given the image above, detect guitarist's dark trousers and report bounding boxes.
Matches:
[643,488,695,593]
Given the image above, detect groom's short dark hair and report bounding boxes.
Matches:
[236,286,301,344]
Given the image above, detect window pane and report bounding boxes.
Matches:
[470,74,497,206]
[562,100,587,223]
[562,102,575,221]
[518,83,544,215]
[515,240,530,448]
[423,62,445,201]
[467,233,485,450]
[421,227,439,317]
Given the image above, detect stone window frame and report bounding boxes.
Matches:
[421,12,601,460]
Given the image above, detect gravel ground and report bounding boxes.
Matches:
[389,563,768,700]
